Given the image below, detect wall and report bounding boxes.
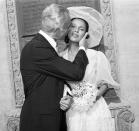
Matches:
[112,0,139,130]
[0,0,15,131]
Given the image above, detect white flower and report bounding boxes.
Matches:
[70,81,98,112]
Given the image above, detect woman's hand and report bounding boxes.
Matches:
[96,83,108,100]
[79,32,89,49]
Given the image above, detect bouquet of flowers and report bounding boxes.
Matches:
[70,81,98,112]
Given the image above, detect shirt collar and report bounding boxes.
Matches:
[39,30,57,52]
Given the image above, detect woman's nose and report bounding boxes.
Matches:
[74,27,79,32]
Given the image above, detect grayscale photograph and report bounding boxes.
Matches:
[0,0,138,131]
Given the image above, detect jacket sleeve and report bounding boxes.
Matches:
[32,46,88,81]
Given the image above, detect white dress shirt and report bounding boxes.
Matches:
[39,30,57,52]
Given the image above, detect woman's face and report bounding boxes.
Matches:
[68,18,87,43]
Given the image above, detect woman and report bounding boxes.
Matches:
[60,6,119,131]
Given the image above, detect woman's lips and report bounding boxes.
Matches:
[72,33,79,38]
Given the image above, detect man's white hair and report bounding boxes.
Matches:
[41,4,70,35]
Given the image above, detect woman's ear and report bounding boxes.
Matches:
[86,34,90,39]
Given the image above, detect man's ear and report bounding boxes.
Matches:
[42,18,56,31]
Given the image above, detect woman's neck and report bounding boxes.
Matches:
[68,42,79,54]
[67,42,79,61]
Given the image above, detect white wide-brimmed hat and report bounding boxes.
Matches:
[68,6,104,48]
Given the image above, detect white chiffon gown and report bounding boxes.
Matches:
[61,49,119,131]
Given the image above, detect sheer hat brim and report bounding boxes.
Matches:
[68,6,104,48]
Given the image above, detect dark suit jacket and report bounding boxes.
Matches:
[20,33,88,127]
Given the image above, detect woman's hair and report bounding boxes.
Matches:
[41,4,70,34]
[71,18,89,32]
[65,18,89,43]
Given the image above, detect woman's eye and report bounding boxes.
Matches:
[80,28,85,31]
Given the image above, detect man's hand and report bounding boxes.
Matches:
[79,32,89,49]
[60,95,73,111]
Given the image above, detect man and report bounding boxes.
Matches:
[20,3,88,131]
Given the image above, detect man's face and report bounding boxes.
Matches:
[55,17,71,40]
